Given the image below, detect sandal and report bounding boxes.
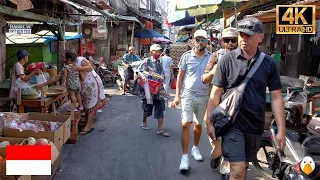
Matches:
[157,131,170,137]
[79,128,94,135]
[140,124,149,130]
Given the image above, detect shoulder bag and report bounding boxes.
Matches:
[210,52,266,138]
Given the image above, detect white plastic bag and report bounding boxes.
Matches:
[36,72,48,94]
[16,78,39,96]
[144,81,153,105]
[35,72,47,85]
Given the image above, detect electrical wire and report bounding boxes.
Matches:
[2,25,52,71]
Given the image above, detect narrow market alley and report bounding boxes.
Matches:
[54,88,262,180]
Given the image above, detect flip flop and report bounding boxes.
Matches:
[79,128,94,135]
[140,124,149,130]
[157,131,170,137]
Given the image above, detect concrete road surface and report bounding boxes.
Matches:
[54,88,266,180]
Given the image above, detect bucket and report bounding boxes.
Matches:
[46,66,57,78]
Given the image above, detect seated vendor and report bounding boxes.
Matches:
[9,49,41,99]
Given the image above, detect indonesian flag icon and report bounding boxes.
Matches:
[6,145,51,175]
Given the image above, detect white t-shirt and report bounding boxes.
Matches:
[9,62,25,98]
[160,56,173,76]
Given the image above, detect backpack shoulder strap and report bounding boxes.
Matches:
[246,52,265,79]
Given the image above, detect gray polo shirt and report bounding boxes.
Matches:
[212,47,282,134]
[178,49,211,97]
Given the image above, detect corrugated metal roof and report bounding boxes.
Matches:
[6,34,48,45]
[247,0,319,17]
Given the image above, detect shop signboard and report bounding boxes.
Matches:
[8,24,32,34]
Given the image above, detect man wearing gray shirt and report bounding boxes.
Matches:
[171,29,211,171]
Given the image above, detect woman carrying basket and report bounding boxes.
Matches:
[137,44,170,137]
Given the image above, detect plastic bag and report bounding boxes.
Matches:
[16,78,39,96]
[144,81,152,104]
[36,72,47,85]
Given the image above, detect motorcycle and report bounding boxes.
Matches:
[253,91,320,180]
[117,61,144,95]
[92,60,116,88]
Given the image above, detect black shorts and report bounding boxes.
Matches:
[222,127,262,162]
[142,99,165,120]
[124,67,134,83]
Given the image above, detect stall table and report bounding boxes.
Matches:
[56,101,82,144]
[17,89,68,113]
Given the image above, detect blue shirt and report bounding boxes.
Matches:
[123,54,140,64]
[179,49,211,97]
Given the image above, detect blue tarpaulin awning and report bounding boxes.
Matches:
[135,29,163,38]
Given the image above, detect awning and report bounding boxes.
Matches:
[126,5,162,24]
[175,0,222,10]
[69,0,115,19]
[135,29,163,38]
[167,11,195,26]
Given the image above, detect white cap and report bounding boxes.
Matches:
[193,29,208,39]
[150,44,162,52]
[221,27,238,38]
[129,46,135,50]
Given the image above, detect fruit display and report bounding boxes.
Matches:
[1,113,21,123]
[5,119,62,132]
[21,137,49,146]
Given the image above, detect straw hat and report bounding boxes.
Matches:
[210,138,222,159]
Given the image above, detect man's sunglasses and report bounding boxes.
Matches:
[238,24,255,31]
[223,39,237,43]
[195,38,207,43]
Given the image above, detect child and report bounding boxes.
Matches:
[61,58,85,112]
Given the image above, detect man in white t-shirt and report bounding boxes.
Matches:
[9,49,41,99]
[160,48,174,94]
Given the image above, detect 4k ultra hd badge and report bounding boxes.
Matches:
[276,5,316,34]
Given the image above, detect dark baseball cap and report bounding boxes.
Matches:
[237,17,264,36]
[17,49,31,60]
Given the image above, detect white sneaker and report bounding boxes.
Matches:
[191,146,203,161]
[179,155,189,171]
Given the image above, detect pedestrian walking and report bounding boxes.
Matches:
[205,17,286,180]
[160,48,174,95]
[170,29,211,171]
[202,27,239,180]
[138,44,170,137]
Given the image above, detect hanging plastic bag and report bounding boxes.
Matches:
[171,78,176,89]
[144,81,153,105]
[36,72,48,92]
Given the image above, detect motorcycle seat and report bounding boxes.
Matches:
[307,117,320,136]
[302,135,320,155]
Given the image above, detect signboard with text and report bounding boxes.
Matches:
[8,24,32,34]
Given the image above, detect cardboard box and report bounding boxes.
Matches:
[0,139,58,180]
[3,113,71,149]
[21,113,71,144]
[0,175,31,180]
[0,137,25,157]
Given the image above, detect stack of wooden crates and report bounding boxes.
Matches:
[170,42,191,69]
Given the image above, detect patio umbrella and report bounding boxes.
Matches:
[153,37,171,44]
[135,29,163,38]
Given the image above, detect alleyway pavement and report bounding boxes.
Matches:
[54,87,264,180]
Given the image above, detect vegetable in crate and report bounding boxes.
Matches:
[0,141,10,148]
[43,121,61,131]
[35,138,49,145]
[22,137,36,145]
